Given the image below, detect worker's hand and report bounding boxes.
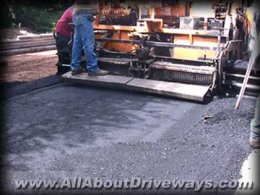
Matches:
[87,14,95,22]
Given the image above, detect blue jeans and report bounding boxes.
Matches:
[71,13,98,72]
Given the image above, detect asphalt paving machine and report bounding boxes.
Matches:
[61,0,260,102]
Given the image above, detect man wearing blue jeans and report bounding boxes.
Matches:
[248,4,260,149]
[249,34,260,149]
[250,94,260,149]
[71,0,108,76]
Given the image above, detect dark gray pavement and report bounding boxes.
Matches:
[1,83,256,194]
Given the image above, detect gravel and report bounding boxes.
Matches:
[0,83,256,194]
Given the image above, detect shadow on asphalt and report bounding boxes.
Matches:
[0,75,60,101]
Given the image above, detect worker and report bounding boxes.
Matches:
[248,2,260,149]
[70,0,108,76]
[54,5,74,54]
[54,5,74,74]
[234,7,247,41]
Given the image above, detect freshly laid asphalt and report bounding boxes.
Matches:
[1,82,256,194]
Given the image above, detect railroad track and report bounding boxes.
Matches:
[0,33,56,56]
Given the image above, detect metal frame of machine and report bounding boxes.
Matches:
[60,0,258,101]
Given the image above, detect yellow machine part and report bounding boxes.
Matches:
[173,35,218,60]
[103,30,139,53]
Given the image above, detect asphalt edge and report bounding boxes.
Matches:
[0,75,61,101]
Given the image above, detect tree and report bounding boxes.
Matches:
[0,0,74,32]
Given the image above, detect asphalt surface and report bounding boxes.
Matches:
[1,82,256,194]
[0,75,60,101]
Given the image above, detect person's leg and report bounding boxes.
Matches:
[70,14,83,72]
[55,34,70,51]
[79,14,108,76]
[79,14,98,72]
[250,94,260,148]
[54,34,71,74]
[55,34,70,59]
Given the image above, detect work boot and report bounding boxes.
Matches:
[88,69,108,76]
[71,67,85,75]
[249,138,260,149]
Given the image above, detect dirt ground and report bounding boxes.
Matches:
[0,28,58,83]
[0,50,58,83]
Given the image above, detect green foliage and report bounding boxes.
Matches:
[0,2,16,28]
[0,0,73,32]
[14,5,64,33]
